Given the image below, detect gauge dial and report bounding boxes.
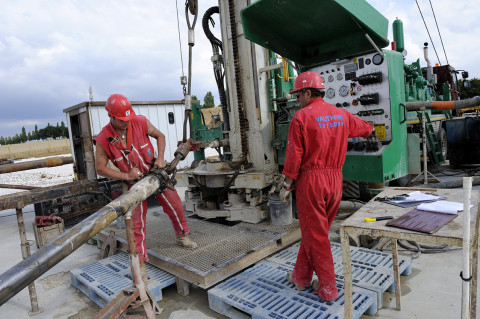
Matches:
[365,58,371,65]
[339,85,349,97]
[337,73,344,80]
[372,53,384,65]
[321,76,325,83]
[328,75,334,82]
[326,88,335,99]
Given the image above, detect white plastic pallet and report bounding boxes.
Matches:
[208,260,377,319]
[70,251,176,307]
[267,242,412,308]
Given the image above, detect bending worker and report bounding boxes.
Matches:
[281,71,373,301]
[94,94,197,279]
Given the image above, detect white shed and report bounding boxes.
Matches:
[63,100,193,181]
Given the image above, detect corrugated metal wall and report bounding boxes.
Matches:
[89,102,193,168]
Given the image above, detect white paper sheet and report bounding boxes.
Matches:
[391,191,443,204]
[417,200,471,215]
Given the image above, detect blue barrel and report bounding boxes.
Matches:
[269,194,293,226]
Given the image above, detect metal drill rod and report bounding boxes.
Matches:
[0,156,73,174]
[0,174,162,306]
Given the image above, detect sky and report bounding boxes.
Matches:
[0,0,479,138]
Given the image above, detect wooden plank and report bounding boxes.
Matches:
[0,180,98,210]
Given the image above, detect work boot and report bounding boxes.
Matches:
[140,262,149,285]
[286,272,307,291]
[176,235,198,249]
[312,279,319,293]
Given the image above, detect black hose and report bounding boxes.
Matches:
[202,6,222,49]
[202,6,230,132]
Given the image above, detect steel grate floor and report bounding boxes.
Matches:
[101,210,301,288]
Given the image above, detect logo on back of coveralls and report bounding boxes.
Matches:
[315,115,344,128]
[147,148,153,157]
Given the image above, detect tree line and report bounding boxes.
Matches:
[0,122,69,145]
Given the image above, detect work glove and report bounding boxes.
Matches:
[279,185,292,203]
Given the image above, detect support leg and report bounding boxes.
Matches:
[16,207,42,316]
[340,227,353,319]
[176,276,191,296]
[391,239,402,311]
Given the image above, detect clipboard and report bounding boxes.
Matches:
[386,208,457,234]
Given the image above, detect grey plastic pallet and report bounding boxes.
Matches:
[267,242,412,308]
[70,251,176,307]
[208,260,377,319]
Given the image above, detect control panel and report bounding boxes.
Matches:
[311,52,392,150]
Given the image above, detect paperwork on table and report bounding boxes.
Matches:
[387,191,445,208]
[417,201,474,215]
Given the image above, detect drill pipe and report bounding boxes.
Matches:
[0,173,161,306]
[405,96,480,111]
[0,156,73,174]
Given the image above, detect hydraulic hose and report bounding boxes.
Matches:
[405,96,480,111]
[202,6,230,131]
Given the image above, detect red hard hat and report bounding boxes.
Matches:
[289,71,325,94]
[105,94,136,121]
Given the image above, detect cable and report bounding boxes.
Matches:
[428,0,449,65]
[415,0,442,64]
[175,0,185,78]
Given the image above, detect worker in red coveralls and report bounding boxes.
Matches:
[281,71,373,301]
[93,94,197,283]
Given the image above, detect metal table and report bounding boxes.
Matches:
[340,187,479,319]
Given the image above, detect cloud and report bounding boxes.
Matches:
[0,0,478,139]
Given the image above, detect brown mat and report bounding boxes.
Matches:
[386,208,458,234]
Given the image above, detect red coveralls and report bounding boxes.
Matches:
[282,97,372,300]
[93,115,189,263]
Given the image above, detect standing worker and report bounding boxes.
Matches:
[94,94,198,281]
[281,71,373,301]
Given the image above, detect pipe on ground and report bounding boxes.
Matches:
[0,174,161,306]
[0,156,73,174]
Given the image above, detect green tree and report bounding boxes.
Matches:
[459,78,480,99]
[203,91,215,108]
[33,124,39,140]
[192,95,198,101]
[21,126,27,143]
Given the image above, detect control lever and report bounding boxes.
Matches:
[366,128,381,152]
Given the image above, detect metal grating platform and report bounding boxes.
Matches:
[267,242,412,308]
[208,260,377,319]
[100,212,301,288]
[70,251,176,307]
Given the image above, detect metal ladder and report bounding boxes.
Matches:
[417,112,445,166]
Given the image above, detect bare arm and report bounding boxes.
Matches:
[95,143,141,181]
[146,119,167,168]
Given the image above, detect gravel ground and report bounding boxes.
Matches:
[0,154,74,196]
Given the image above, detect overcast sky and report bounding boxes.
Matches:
[0,0,478,138]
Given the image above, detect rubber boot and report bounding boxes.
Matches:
[176,235,198,249]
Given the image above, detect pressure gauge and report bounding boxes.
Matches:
[372,53,384,65]
[328,75,334,82]
[321,76,326,83]
[365,58,371,65]
[337,73,344,81]
[339,85,349,97]
[402,50,408,57]
[326,88,335,99]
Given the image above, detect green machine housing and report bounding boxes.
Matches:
[241,0,409,183]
